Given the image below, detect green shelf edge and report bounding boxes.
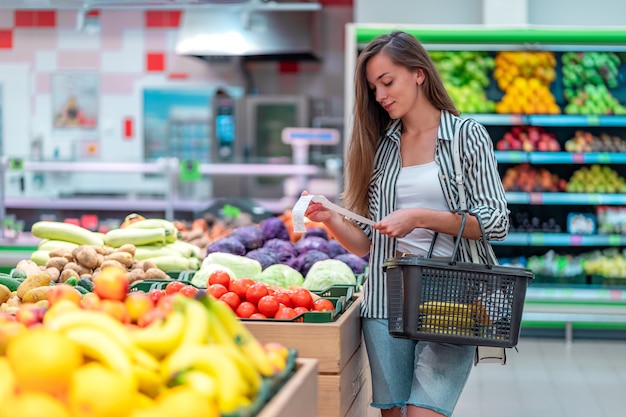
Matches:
[355,27,626,45]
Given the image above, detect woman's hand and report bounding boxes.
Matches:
[302,191,334,223]
[374,208,420,238]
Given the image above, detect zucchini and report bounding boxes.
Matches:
[104,227,168,248]
[77,278,94,292]
[9,269,27,279]
[74,285,90,295]
[0,275,20,292]
[31,221,104,246]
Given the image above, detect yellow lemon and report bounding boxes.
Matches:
[1,391,71,417]
[68,362,135,417]
[6,327,82,397]
[156,385,219,417]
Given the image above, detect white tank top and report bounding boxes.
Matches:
[396,161,455,257]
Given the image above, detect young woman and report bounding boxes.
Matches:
[304,31,509,417]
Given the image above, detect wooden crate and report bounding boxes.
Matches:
[244,296,363,373]
[318,343,367,417]
[257,358,319,417]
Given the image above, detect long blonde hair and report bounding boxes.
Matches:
[342,31,459,216]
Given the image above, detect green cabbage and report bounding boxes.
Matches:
[255,264,304,289]
[202,252,262,279]
[302,259,357,291]
[190,263,237,288]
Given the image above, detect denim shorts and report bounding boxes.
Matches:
[362,318,475,417]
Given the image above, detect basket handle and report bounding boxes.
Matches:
[425,209,494,268]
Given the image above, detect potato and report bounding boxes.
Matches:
[127,268,146,283]
[46,256,69,271]
[105,251,134,269]
[48,247,74,259]
[0,284,11,305]
[15,259,41,278]
[64,262,92,276]
[73,246,100,269]
[117,244,136,257]
[142,260,157,272]
[60,269,80,283]
[100,259,125,271]
[145,268,168,280]
[21,286,53,304]
[5,295,20,307]
[16,272,52,299]
[46,267,61,283]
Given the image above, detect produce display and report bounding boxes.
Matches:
[563,130,626,153]
[565,165,626,194]
[429,50,496,113]
[561,52,626,115]
[495,126,561,152]
[0,265,295,417]
[501,163,567,193]
[493,51,560,115]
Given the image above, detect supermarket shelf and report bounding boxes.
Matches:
[506,192,626,205]
[492,233,626,247]
[467,114,626,127]
[495,151,626,165]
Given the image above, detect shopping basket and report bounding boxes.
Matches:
[383,211,534,348]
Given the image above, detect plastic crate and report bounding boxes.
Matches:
[383,255,534,348]
[312,285,354,299]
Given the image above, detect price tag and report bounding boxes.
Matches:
[570,235,582,246]
[179,160,201,182]
[587,194,602,205]
[587,115,600,126]
[508,151,525,163]
[597,153,611,164]
[9,158,24,171]
[572,153,585,164]
[530,233,544,246]
[529,193,543,204]
[509,114,524,125]
[609,235,621,246]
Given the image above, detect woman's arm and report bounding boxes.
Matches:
[304,198,371,257]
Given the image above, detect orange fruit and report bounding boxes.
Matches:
[156,386,219,417]
[0,391,71,417]
[6,328,82,397]
[68,362,135,417]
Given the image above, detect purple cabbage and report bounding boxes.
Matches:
[246,248,280,270]
[294,236,329,256]
[230,225,265,252]
[206,236,246,256]
[304,227,329,240]
[334,253,368,274]
[260,216,290,241]
[263,238,297,263]
[326,239,349,258]
[291,250,330,276]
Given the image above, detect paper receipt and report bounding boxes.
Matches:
[291,194,375,233]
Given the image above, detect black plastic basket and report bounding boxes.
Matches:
[383,211,534,348]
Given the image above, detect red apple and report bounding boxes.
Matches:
[124,291,155,324]
[47,283,83,307]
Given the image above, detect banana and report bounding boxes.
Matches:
[63,327,136,387]
[419,301,474,316]
[170,370,218,400]
[177,297,210,347]
[420,314,476,329]
[128,309,186,358]
[133,364,166,398]
[420,324,475,336]
[131,346,161,372]
[200,293,275,377]
[161,344,249,414]
[104,227,168,248]
[206,311,262,395]
[43,309,135,354]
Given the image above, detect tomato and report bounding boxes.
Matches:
[229,278,255,300]
[156,294,178,313]
[148,289,166,304]
[274,291,293,308]
[257,295,280,318]
[312,298,335,312]
[165,281,185,295]
[136,307,167,327]
[245,282,269,305]
[235,301,258,319]
[208,283,228,300]
[274,306,298,320]
[219,291,241,312]
[208,270,232,288]
[293,306,309,316]
[248,312,267,320]
[290,288,314,310]
[179,285,199,298]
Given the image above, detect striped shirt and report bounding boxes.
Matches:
[358,110,510,318]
